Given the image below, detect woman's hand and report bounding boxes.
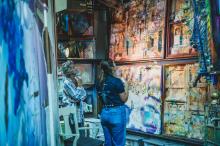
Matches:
[119,79,129,103]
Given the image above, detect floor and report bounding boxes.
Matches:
[126,134,203,146]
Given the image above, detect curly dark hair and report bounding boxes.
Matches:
[100,60,115,75]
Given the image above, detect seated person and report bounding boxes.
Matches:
[60,61,86,132]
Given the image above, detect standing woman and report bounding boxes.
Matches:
[98,60,128,146]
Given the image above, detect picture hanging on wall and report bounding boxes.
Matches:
[74,64,94,84]
[164,63,207,139]
[56,11,93,37]
[115,64,162,134]
[57,40,95,59]
[167,0,198,57]
[109,0,166,61]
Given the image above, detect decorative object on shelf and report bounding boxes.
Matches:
[115,64,162,134]
[164,63,207,139]
[109,0,165,61]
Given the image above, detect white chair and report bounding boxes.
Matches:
[59,105,103,146]
[59,106,79,146]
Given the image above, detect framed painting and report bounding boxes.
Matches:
[164,63,207,138]
[115,64,162,134]
[166,0,198,58]
[109,0,166,61]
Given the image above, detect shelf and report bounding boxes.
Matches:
[57,34,95,41]
[57,8,93,14]
[57,58,102,63]
[165,100,186,103]
[165,87,186,89]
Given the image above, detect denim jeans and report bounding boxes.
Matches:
[101,105,126,146]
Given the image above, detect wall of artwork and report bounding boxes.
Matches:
[0,0,55,145]
[109,0,217,141]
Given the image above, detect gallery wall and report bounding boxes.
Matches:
[109,0,216,140]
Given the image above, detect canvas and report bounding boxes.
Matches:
[0,0,48,145]
[164,63,207,139]
[115,64,162,134]
[167,0,197,57]
[109,0,166,61]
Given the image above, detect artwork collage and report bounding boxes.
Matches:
[109,0,166,60]
[109,0,211,140]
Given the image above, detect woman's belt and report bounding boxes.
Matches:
[103,104,123,108]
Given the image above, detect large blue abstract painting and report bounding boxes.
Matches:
[0,0,48,145]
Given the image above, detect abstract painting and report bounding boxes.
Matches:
[0,0,48,145]
[109,0,166,61]
[115,64,162,134]
[164,63,207,139]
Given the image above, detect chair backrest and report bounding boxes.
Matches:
[59,105,79,138]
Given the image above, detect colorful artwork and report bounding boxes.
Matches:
[115,64,162,134]
[0,0,48,145]
[57,11,93,37]
[169,24,197,55]
[109,0,166,61]
[164,102,188,136]
[188,88,206,111]
[188,114,205,139]
[164,64,207,139]
[167,0,197,57]
[172,0,193,22]
[58,40,95,59]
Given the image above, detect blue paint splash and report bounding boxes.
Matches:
[0,0,29,115]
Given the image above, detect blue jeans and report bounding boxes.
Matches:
[100,105,126,146]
